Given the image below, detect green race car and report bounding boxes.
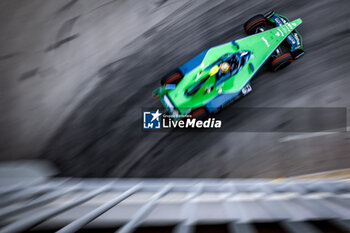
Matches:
[153,10,305,119]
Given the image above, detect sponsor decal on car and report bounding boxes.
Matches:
[294,32,300,45]
[261,37,270,47]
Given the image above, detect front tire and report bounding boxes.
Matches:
[161,70,183,85]
[190,107,208,120]
[244,14,267,35]
[270,52,293,72]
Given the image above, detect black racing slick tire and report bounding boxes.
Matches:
[161,70,183,85]
[190,107,208,120]
[271,52,294,72]
[244,14,267,35]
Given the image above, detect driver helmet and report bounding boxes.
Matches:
[220,62,230,74]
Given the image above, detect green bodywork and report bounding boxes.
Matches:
[154,19,303,116]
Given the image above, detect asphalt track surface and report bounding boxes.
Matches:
[1,0,350,177]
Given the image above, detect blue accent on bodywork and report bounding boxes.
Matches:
[165,84,176,90]
[161,94,175,114]
[232,41,239,49]
[206,92,240,113]
[185,76,209,96]
[179,49,209,75]
[215,73,231,87]
[249,63,254,73]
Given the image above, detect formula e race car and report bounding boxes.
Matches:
[153,10,305,119]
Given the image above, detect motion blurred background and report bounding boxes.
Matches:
[1,0,350,178]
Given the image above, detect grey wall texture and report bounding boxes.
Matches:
[1,0,350,177]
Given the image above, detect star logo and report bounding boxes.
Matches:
[151,109,162,122]
[143,110,162,129]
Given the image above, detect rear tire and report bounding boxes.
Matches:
[190,107,208,120]
[270,52,293,72]
[161,70,183,85]
[244,14,267,35]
